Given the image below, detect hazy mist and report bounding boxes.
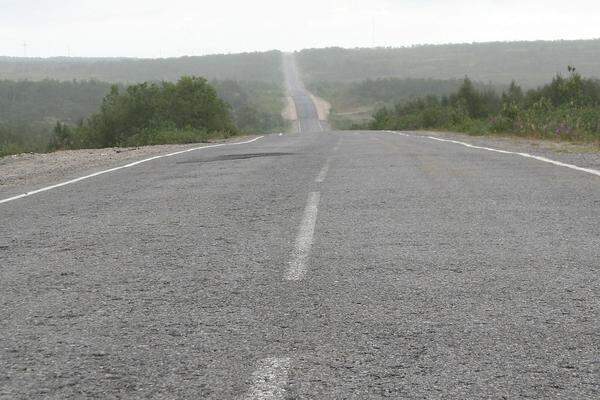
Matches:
[1,0,599,58]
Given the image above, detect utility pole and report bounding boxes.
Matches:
[22,41,28,58]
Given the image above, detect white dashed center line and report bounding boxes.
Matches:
[285,192,320,281]
[244,357,291,400]
[315,158,331,183]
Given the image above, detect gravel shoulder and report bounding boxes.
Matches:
[281,96,298,122]
[407,130,600,171]
[309,94,331,121]
[0,136,259,193]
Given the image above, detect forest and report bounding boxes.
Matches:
[296,40,600,88]
[0,51,284,84]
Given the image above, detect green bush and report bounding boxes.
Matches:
[53,76,237,149]
[122,127,234,147]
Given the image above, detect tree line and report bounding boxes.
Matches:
[0,51,283,84]
[296,40,600,88]
[309,78,501,113]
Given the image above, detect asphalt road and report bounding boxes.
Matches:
[1,63,600,399]
[283,54,328,133]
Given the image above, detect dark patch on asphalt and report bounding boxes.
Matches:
[177,152,294,164]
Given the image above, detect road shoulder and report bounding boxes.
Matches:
[403,130,600,171]
[0,136,260,193]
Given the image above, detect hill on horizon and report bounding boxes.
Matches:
[2,39,600,89]
[0,51,283,84]
[295,39,600,88]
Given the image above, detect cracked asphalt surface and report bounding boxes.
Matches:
[1,57,599,399]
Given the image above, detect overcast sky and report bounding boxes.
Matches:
[1,0,599,58]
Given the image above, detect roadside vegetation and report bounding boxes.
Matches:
[369,68,600,143]
[0,51,288,158]
[51,77,237,150]
[308,78,501,129]
[0,78,287,158]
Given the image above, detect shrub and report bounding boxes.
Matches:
[54,77,237,149]
[369,68,600,142]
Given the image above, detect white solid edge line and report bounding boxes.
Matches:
[387,131,600,178]
[315,158,331,183]
[285,192,320,281]
[0,136,265,205]
[244,357,291,400]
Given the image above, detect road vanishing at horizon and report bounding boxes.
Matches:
[1,56,599,399]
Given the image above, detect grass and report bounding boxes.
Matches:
[122,128,237,147]
[0,143,27,158]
